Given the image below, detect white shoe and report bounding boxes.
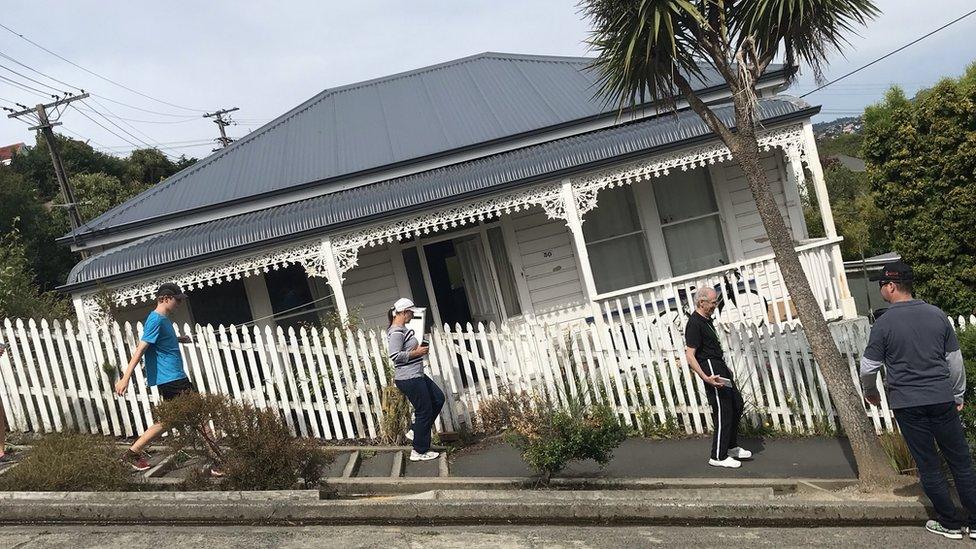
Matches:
[405,429,414,441]
[410,450,439,462]
[729,447,752,460]
[708,457,742,469]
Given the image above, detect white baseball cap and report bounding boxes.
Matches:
[392,297,420,313]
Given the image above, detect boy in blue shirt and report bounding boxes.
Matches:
[115,283,211,472]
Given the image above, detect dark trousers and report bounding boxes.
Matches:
[894,401,976,529]
[702,358,744,460]
[394,375,445,454]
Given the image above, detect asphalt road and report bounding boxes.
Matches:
[0,525,959,548]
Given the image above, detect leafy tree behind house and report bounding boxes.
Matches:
[804,158,889,261]
[862,66,976,316]
[0,136,197,313]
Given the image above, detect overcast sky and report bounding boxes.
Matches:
[1,1,975,160]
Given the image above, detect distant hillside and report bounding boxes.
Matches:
[813,116,862,139]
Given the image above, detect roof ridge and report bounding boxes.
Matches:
[75,52,595,234]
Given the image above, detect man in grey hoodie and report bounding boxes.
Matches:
[860,260,974,540]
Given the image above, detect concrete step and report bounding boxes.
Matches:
[403,487,777,501]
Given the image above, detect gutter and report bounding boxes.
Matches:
[59,104,819,294]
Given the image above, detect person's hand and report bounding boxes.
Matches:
[178,335,193,344]
[958,402,965,412]
[413,345,429,357]
[703,374,725,387]
[114,377,129,396]
[864,393,881,407]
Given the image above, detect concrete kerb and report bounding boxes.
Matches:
[0,493,931,527]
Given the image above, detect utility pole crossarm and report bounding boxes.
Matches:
[7,93,91,252]
[203,107,239,149]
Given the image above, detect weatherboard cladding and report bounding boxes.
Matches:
[69,53,762,238]
[66,97,811,287]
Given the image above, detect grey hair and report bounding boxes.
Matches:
[694,287,717,305]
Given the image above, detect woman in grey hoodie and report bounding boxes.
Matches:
[387,298,445,461]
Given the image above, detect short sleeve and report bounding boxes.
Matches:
[685,319,702,349]
[862,321,887,362]
[946,318,961,353]
[141,314,160,345]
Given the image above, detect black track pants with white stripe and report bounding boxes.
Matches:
[703,358,744,460]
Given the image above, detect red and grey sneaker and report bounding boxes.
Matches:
[121,450,150,472]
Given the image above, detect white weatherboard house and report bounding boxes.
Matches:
[60,53,856,334]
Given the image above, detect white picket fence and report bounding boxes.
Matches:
[3,313,972,441]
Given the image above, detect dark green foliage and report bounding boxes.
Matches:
[0,135,197,304]
[957,326,976,450]
[803,160,889,260]
[0,224,70,318]
[862,68,976,315]
[155,392,332,490]
[0,432,129,491]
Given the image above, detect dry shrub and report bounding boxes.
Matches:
[379,366,413,444]
[155,393,333,490]
[477,389,535,435]
[0,432,129,491]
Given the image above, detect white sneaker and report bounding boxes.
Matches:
[708,457,742,469]
[410,450,439,462]
[729,447,752,460]
[405,429,414,441]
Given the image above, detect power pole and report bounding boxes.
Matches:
[202,107,239,150]
[6,94,89,237]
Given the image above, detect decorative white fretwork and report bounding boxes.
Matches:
[569,123,806,216]
[330,182,565,254]
[78,122,810,324]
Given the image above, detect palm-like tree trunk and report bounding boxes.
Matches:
[673,81,896,484]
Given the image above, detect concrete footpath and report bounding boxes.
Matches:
[0,436,932,527]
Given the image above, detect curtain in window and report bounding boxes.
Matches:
[654,168,728,276]
[582,186,653,294]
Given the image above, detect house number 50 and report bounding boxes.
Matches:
[542,250,553,258]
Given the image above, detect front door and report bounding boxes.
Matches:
[422,235,502,328]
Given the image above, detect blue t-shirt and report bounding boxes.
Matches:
[141,311,186,386]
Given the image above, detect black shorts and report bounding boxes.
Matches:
[158,378,196,401]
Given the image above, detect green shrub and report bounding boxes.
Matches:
[879,432,916,476]
[498,394,627,482]
[636,409,682,439]
[155,393,333,490]
[0,432,129,491]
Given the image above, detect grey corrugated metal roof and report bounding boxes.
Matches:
[68,53,784,240]
[65,97,815,289]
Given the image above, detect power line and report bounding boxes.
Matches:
[0,49,209,120]
[0,22,207,113]
[0,50,81,91]
[0,73,57,98]
[0,63,69,95]
[801,7,976,98]
[81,98,179,160]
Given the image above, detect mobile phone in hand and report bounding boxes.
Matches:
[717,376,733,387]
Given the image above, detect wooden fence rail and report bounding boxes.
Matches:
[3,314,972,440]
